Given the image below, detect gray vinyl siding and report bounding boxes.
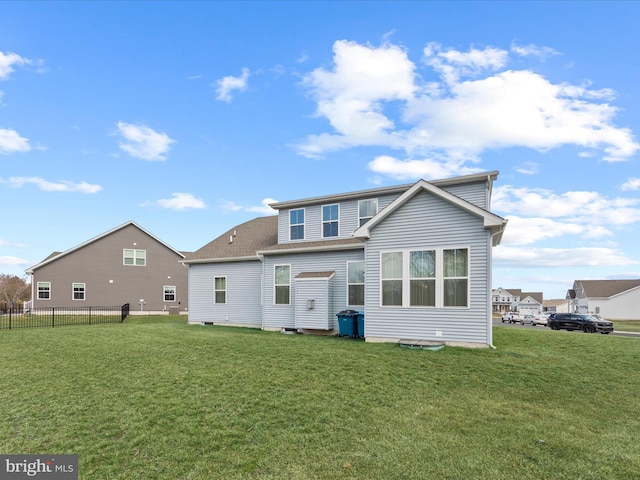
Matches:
[363,190,491,344]
[295,277,334,330]
[277,193,399,244]
[30,224,188,311]
[262,249,364,329]
[442,181,489,209]
[187,260,263,326]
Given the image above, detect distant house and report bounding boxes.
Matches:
[518,292,543,316]
[492,288,521,313]
[25,221,189,313]
[185,171,508,348]
[567,279,640,320]
[542,299,569,313]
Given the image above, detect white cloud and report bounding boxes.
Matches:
[0,256,30,268]
[510,42,560,60]
[0,50,30,80]
[2,176,102,193]
[0,128,30,154]
[494,246,637,267]
[295,40,639,176]
[115,122,175,161]
[368,154,481,180]
[493,185,640,226]
[151,193,206,210]
[515,161,539,175]
[215,68,250,102]
[621,177,640,191]
[221,198,278,215]
[0,238,26,247]
[501,216,611,246]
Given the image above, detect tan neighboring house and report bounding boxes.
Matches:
[518,292,543,316]
[25,221,189,314]
[542,299,570,313]
[566,279,640,320]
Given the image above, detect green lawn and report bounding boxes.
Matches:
[1,316,638,479]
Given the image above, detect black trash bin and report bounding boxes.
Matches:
[336,310,358,338]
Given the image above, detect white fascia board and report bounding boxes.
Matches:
[183,255,261,265]
[257,243,364,256]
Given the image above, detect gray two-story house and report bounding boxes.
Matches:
[184,171,507,348]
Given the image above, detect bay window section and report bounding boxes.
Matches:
[347,261,365,306]
[274,265,291,305]
[381,252,403,306]
[443,248,469,307]
[409,250,435,306]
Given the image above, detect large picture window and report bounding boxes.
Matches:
[37,282,51,300]
[274,265,290,305]
[347,261,365,306]
[380,248,469,308]
[214,277,226,304]
[322,204,339,238]
[73,283,86,301]
[123,249,146,266]
[290,209,305,240]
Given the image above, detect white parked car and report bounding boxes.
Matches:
[501,311,520,323]
[520,314,536,325]
[532,312,553,327]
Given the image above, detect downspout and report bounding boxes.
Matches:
[487,230,503,350]
[256,253,265,329]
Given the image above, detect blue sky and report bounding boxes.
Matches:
[1,1,639,300]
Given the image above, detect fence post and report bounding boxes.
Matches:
[89,306,92,325]
[8,307,11,330]
[52,307,55,328]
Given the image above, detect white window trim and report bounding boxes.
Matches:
[37,282,51,301]
[72,282,86,301]
[358,198,378,227]
[274,264,291,305]
[347,260,365,307]
[164,285,176,303]
[123,248,146,266]
[289,208,305,241]
[379,246,470,309]
[321,203,340,238]
[213,277,227,305]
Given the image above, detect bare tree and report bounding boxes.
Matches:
[0,274,31,306]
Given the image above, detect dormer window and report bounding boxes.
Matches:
[322,204,339,238]
[290,208,305,240]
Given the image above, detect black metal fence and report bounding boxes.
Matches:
[0,303,130,330]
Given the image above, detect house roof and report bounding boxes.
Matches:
[521,292,543,304]
[270,171,499,210]
[353,177,507,245]
[295,271,335,279]
[574,279,640,299]
[183,216,278,264]
[25,221,185,274]
[257,237,364,255]
[503,288,522,296]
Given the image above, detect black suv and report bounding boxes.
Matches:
[547,313,614,334]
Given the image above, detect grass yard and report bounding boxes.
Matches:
[1,316,638,479]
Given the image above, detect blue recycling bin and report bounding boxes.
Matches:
[356,312,365,339]
[336,310,358,338]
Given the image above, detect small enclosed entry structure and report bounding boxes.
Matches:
[294,271,334,330]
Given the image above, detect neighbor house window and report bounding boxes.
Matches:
[123,249,146,266]
[214,277,226,304]
[290,209,305,240]
[381,252,403,306]
[380,248,469,308]
[164,285,176,302]
[274,265,290,305]
[347,261,365,306]
[410,250,435,307]
[443,248,468,307]
[37,282,51,300]
[72,283,86,301]
[322,204,339,238]
[358,199,378,226]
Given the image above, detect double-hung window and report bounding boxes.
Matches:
[214,277,226,304]
[322,204,339,238]
[290,209,304,240]
[443,248,468,307]
[73,283,86,301]
[164,285,176,302]
[347,261,365,306]
[274,265,290,305]
[123,249,146,266]
[381,248,469,308]
[358,199,378,226]
[37,282,51,300]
